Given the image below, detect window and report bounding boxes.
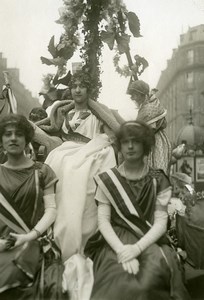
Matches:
[189,30,196,41]
[187,94,194,109]
[187,49,194,64]
[186,72,194,88]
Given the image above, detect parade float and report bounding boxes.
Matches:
[39,0,148,107]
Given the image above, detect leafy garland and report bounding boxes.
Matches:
[40,0,148,101]
[80,0,104,99]
[113,51,149,78]
[113,52,132,77]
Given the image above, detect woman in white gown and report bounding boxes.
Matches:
[33,70,124,299]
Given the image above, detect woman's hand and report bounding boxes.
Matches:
[117,244,141,263]
[0,239,7,252]
[9,233,30,247]
[122,258,139,275]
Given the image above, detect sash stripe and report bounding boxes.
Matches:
[0,181,31,228]
[0,213,25,234]
[0,203,23,228]
[99,172,136,220]
[0,193,29,233]
[98,169,150,234]
[112,168,146,220]
[106,169,139,217]
[31,169,39,224]
[96,175,144,237]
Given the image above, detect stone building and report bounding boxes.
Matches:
[157,24,204,145]
[0,52,40,116]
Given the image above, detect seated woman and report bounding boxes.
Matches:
[0,114,67,299]
[85,120,190,300]
[32,69,124,298]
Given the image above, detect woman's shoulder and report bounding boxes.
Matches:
[149,168,171,191]
[94,166,118,181]
[149,168,167,178]
[34,162,58,188]
[34,161,54,173]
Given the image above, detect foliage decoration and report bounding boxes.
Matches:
[113,52,132,77]
[80,0,104,99]
[113,52,149,78]
[40,0,148,102]
[126,12,142,38]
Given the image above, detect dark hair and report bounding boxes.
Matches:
[116,120,155,156]
[69,70,91,94]
[0,114,34,145]
[29,107,48,123]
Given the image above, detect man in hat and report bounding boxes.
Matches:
[168,172,193,218]
[171,171,194,202]
[128,80,172,175]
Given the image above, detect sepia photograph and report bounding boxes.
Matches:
[0,1,204,299]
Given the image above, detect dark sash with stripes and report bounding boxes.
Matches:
[96,168,152,237]
[0,184,29,234]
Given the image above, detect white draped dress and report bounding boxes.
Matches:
[45,109,116,299]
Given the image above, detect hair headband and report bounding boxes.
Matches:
[2,120,18,125]
[123,122,142,128]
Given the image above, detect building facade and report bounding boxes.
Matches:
[157,24,204,144]
[0,52,40,116]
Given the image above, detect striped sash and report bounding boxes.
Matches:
[0,185,30,234]
[96,168,151,237]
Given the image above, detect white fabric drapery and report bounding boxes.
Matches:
[45,112,116,300]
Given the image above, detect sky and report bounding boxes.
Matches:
[0,0,204,119]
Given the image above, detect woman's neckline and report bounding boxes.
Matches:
[118,162,149,181]
[72,108,90,112]
[1,160,34,170]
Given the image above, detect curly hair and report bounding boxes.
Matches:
[0,114,34,145]
[68,70,92,94]
[116,120,155,156]
[29,107,48,123]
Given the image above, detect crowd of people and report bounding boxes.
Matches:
[0,69,202,300]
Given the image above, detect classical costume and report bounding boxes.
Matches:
[85,165,190,300]
[137,96,172,175]
[33,99,124,299]
[0,163,67,300]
